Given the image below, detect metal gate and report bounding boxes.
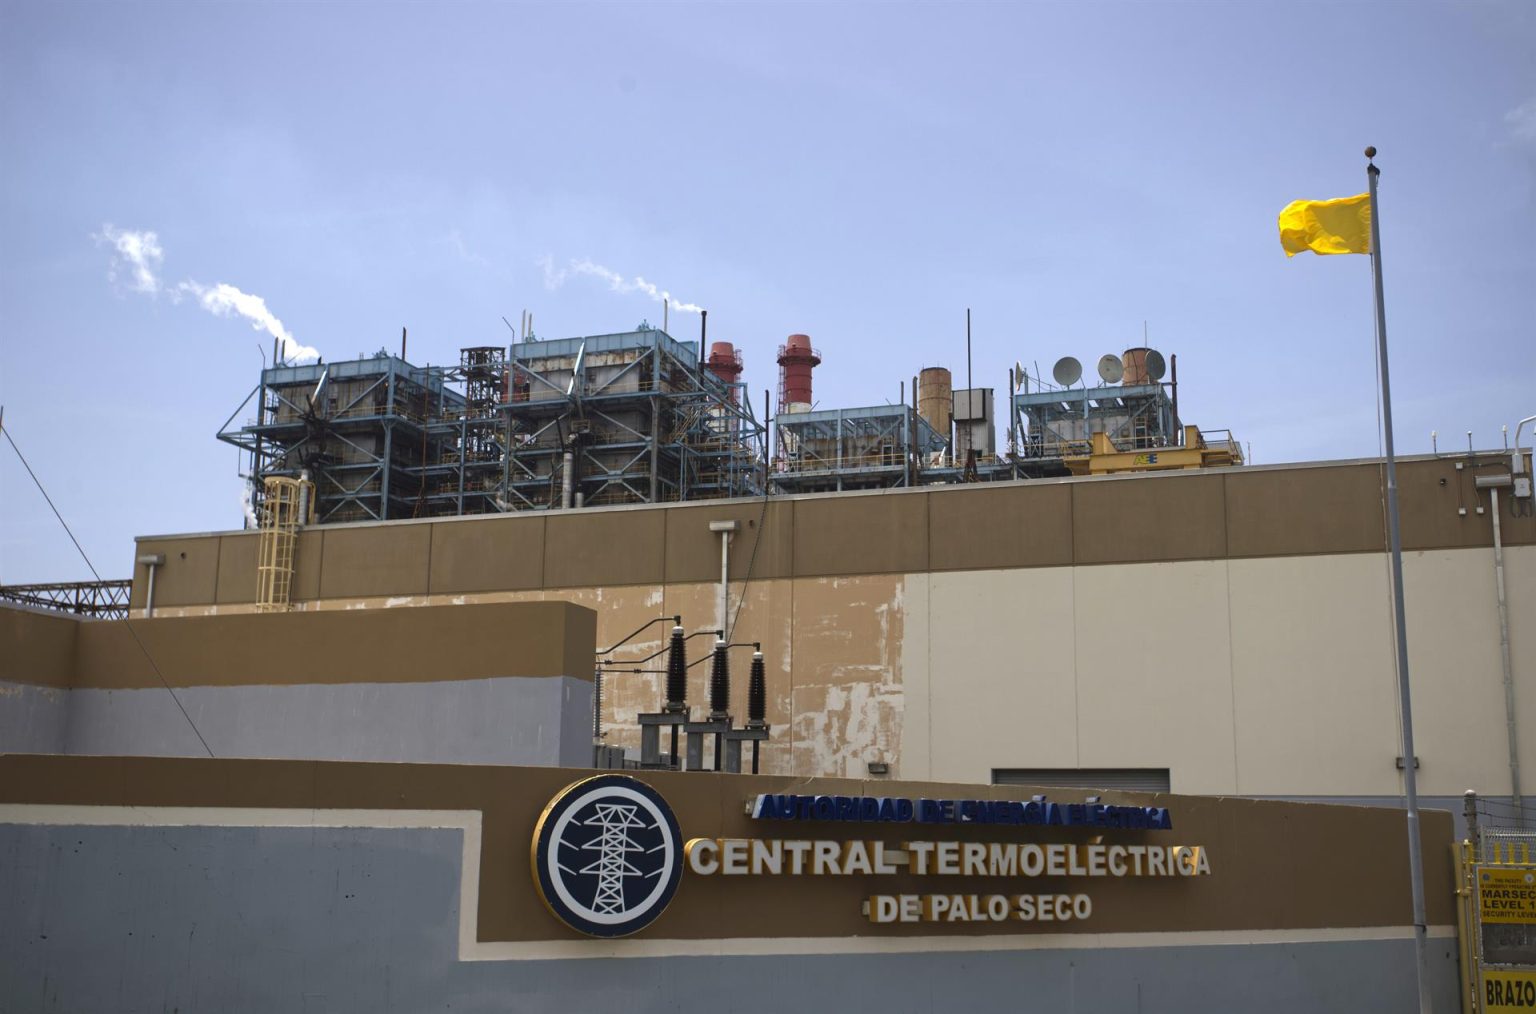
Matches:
[1461,793,1536,1012]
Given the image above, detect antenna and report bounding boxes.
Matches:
[1052,356,1082,387]
[1096,354,1124,384]
[1144,350,1167,382]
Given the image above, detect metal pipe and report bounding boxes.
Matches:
[560,450,574,509]
[1516,414,1536,475]
[764,388,772,492]
[136,554,165,618]
[1494,485,1519,821]
[297,469,311,525]
[965,308,972,403]
[1478,474,1520,820]
[903,374,915,485]
[709,520,738,637]
[1170,353,1180,444]
[1367,151,1431,1011]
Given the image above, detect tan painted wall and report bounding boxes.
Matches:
[0,601,596,689]
[118,456,1536,791]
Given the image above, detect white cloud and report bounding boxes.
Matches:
[94,224,164,295]
[1508,96,1536,145]
[176,281,319,364]
[438,228,490,267]
[540,255,704,314]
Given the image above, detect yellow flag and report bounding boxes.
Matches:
[1277,193,1371,256]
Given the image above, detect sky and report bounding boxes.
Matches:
[1,0,1533,584]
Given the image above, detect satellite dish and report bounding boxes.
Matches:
[1052,356,1082,387]
[1144,349,1167,382]
[1096,354,1124,384]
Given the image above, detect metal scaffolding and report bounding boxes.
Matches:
[772,405,947,494]
[503,328,764,509]
[218,328,766,524]
[0,580,131,620]
[219,352,464,524]
[1012,381,1181,462]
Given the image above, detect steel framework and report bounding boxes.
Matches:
[218,329,766,524]
[1012,381,1180,462]
[0,580,131,619]
[772,404,948,493]
[502,328,764,509]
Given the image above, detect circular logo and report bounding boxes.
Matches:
[530,775,683,938]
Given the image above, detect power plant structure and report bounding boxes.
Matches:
[219,323,766,524]
[217,319,1242,526]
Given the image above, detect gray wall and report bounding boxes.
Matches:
[2,676,592,767]
[0,822,1461,1014]
[0,682,67,754]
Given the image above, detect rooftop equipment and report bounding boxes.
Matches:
[772,404,947,493]
[917,367,953,460]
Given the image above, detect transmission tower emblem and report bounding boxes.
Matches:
[531,775,682,937]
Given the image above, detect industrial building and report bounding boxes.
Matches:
[2,340,1530,1013]
[218,325,766,524]
[211,322,1242,526]
[12,443,1501,827]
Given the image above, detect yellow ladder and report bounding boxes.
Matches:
[255,475,312,612]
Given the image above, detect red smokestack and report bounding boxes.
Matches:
[776,333,821,412]
[706,341,743,403]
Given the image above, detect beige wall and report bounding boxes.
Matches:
[908,546,1536,796]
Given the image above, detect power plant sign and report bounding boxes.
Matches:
[530,775,684,938]
[532,780,1206,937]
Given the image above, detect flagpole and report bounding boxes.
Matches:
[1366,146,1433,1013]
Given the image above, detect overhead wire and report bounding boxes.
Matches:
[2,416,215,758]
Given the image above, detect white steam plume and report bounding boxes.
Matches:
[540,255,704,314]
[94,223,319,364]
[240,481,259,529]
[95,224,165,295]
[176,281,318,363]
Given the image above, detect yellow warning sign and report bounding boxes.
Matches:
[1483,969,1536,1010]
[1481,868,1536,924]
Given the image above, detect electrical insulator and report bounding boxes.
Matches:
[748,651,766,726]
[665,626,688,713]
[709,639,730,720]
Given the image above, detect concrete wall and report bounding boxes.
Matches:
[59,677,592,767]
[119,454,1535,798]
[0,682,68,753]
[0,822,1460,1014]
[0,755,1464,1013]
[0,602,597,768]
[908,544,1536,795]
